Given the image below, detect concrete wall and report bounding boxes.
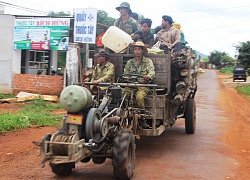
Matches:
[0,14,15,93]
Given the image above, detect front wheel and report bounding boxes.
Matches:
[49,162,75,176]
[184,98,196,134]
[112,129,135,180]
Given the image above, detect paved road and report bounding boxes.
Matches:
[2,70,247,180]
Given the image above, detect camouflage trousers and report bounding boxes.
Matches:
[122,87,150,108]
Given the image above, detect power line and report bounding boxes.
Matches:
[0,1,48,15]
[188,17,250,33]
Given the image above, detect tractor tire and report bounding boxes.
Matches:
[112,129,135,180]
[92,157,106,164]
[184,98,196,134]
[49,162,75,176]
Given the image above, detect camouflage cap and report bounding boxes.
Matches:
[116,2,132,14]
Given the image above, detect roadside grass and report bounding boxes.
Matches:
[219,67,250,99]
[0,98,63,134]
[0,93,16,99]
[219,66,234,74]
[235,85,250,99]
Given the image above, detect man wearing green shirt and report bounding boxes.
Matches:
[91,49,115,93]
[132,18,154,49]
[114,2,140,35]
[123,41,155,108]
[122,41,155,128]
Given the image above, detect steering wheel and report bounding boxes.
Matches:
[118,74,149,84]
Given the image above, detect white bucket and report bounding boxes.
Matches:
[101,26,133,53]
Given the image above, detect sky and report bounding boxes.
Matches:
[1,0,250,57]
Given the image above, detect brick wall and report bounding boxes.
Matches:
[12,74,63,95]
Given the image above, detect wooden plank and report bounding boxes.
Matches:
[0,98,17,103]
[16,92,58,102]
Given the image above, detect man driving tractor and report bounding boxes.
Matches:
[122,41,155,128]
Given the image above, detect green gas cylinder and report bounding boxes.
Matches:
[60,85,92,113]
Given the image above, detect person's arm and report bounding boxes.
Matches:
[90,67,97,82]
[144,33,154,49]
[154,29,163,44]
[171,29,181,47]
[123,61,131,74]
[131,30,140,38]
[146,59,155,80]
[131,21,140,36]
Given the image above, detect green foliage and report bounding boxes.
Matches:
[221,55,234,66]
[0,93,16,99]
[137,14,145,23]
[0,113,30,133]
[236,41,250,68]
[247,68,250,76]
[219,66,234,74]
[97,10,116,27]
[0,99,63,134]
[208,50,232,67]
[202,57,209,62]
[48,11,71,16]
[235,85,250,99]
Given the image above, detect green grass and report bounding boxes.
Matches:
[235,85,250,99]
[0,98,63,134]
[219,66,234,74]
[0,93,16,99]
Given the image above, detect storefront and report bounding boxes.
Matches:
[0,12,108,94]
[14,17,71,76]
[20,50,68,75]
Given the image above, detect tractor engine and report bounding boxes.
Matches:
[108,85,122,111]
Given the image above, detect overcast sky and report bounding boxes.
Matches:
[2,0,250,57]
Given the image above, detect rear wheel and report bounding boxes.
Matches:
[112,129,135,180]
[184,98,196,134]
[49,162,75,176]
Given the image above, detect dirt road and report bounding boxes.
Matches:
[0,69,249,180]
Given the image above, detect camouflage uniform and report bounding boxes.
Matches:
[133,30,154,47]
[114,17,140,35]
[91,61,115,90]
[122,57,155,108]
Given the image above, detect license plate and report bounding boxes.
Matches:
[66,114,83,125]
[239,76,242,78]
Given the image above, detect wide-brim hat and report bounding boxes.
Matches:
[116,2,132,14]
[94,49,110,58]
[130,41,148,56]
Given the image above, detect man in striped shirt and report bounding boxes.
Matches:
[154,15,182,54]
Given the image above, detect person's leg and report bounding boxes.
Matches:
[136,87,150,108]
[122,87,133,99]
[173,42,182,52]
[136,87,150,128]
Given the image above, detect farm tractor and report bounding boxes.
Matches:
[33,49,197,179]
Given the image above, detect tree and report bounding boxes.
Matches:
[208,50,232,67]
[220,55,234,67]
[236,41,250,68]
[202,57,209,63]
[48,11,71,16]
[97,10,116,26]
